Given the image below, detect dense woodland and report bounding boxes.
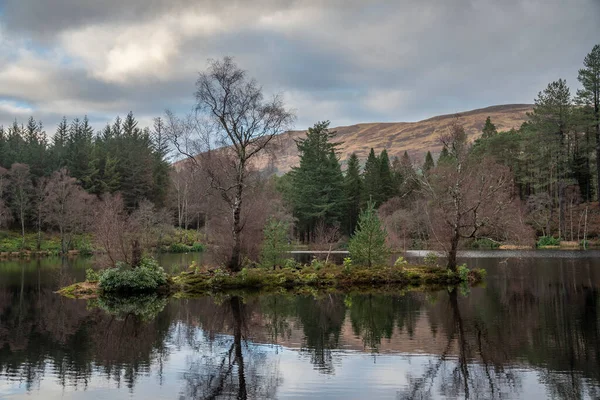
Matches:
[0,45,598,271]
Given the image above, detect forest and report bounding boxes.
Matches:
[0,45,599,273]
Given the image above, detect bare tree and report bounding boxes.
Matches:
[43,168,94,254]
[0,167,11,229]
[419,122,532,270]
[9,163,33,245]
[93,194,130,267]
[168,57,295,271]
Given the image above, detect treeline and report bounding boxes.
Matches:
[0,112,170,209]
[277,121,418,241]
[0,112,171,250]
[278,44,600,247]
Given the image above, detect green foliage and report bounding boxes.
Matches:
[259,217,291,269]
[470,238,500,249]
[343,257,353,271]
[379,149,395,202]
[423,252,439,267]
[86,268,100,282]
[348,200,389,267]
[422,151,434,174]
[362,148,381,206]
[0,231,93,254]
[289,121,345,240]
[481,116,498,139]
[457,264,469,281]
[98,257,167,293]
[167,242,204,253]
[394,256,408,267]
[537,236,560,247]
[343,153,362,235]
[94,294,168,321]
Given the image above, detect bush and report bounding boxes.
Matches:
[86,268,100,282]
[98,257,167,293]
[537,236,560,247]
[423,252,439,267]
[394,256,408,267]
[167,242,204,253]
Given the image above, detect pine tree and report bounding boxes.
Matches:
[379,149,395,202]
[348,200,388,267]
[259,217,291,269]
[290,121,345,241]
[481,116,497,139]
[577,44,600,205]
[343,153,362,235]
[52,117,69,169]
[438,146,452,165]
[362,148,380,206]
[423,151,435,174]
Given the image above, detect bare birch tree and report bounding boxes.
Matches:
[168,57,294,271]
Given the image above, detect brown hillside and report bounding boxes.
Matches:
[257,104,532,172]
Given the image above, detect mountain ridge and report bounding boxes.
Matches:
[257,103,533,172]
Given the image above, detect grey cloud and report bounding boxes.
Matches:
[0,0,598,132]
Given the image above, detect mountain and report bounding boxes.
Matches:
[256,104,532,172]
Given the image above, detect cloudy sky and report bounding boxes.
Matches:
[0,0,598,132]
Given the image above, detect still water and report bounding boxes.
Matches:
[0,252,599,399]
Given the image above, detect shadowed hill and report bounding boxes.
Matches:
[257,104,532,172]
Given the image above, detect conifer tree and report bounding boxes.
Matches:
[438,146,452,165]
[379,149,395,202]
[52,117,69,169]
[577,44,600,205]
[290,121,345,241]
[362,148,381,206]
[348,200,388,267]
[481,116,497,139]
[423,151,435,174]
[343,153,362,235]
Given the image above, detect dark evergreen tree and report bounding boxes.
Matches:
[481,116,497,139]
[362,148,380,206]
[577,44,600,205]
[423,151,435,174]
[379,149,395,202]
[290,121,345,242]
[343,153,362,235]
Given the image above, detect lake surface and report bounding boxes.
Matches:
[0,252,599,399]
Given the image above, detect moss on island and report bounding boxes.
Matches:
[58,261,485,299]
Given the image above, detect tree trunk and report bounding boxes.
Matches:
[447,231,459,272]
[595,102,600,206]
[20,207,25,247]
[231,296,247,399]
[228,183,243,272]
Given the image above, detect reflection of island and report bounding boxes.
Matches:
[0,258,598,398]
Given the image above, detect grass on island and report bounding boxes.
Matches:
[58,258,486,299]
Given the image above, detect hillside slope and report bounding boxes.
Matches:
[257,104,532,172]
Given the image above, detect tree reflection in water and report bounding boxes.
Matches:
[0,257,600,398]
[179,296,280,399]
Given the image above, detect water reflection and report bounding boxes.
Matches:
[0,255,599,399]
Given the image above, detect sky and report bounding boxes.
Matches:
[0,0,598,132]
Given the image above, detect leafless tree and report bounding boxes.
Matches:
[9,163,33,244]
[418,123,532,270]
[33,176,48,250]
[93,194,131,267]
[0,167,11,228]
[43,168,94,254]
[168,57,295,271]
[130,199,173,252]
